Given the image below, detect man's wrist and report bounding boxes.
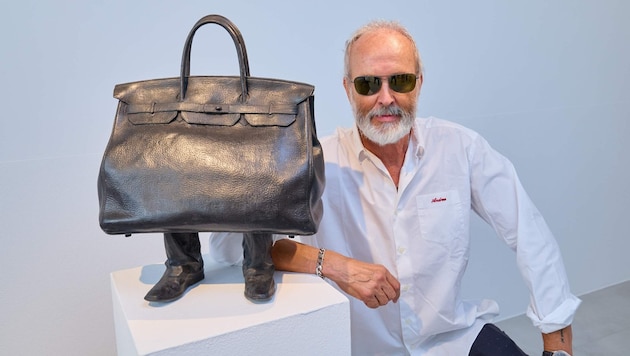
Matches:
[541,325,573,356]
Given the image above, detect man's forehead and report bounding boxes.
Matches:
[349,31,416,72]
[350,30,412,62]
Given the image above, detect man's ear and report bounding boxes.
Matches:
[416,74,424,97]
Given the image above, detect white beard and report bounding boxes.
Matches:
[355,104,415,146]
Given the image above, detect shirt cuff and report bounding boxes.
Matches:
[527,295,582,333]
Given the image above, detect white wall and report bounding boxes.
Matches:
[1,1,628,354]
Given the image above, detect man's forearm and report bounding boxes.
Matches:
[271,239,318,274]
[271,239,401,308]
[271,239,352,281]
[542,325,573,354]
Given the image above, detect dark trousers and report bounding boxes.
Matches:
[469,323,528,356]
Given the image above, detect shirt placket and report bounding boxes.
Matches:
[395,216,418,346]
[395,147,423,348]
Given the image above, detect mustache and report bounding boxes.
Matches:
[367,104,407,118]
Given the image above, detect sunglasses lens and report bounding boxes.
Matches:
[353,76,382,95]
[353,74,417,95]
[389,74,417,93]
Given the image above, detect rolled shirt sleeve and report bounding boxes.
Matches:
[469,134,581,333]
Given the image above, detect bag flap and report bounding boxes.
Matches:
[114,76,313,127]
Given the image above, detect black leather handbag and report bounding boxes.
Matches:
[98,14,324,236]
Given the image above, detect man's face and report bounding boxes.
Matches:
[344,29,422,146]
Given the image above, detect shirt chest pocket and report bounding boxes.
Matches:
[415,190,467,257]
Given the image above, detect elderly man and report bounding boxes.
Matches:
[212,20,580,355]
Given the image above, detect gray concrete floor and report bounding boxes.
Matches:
[496,280,630,355]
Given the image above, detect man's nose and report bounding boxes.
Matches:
[376,81,395,106]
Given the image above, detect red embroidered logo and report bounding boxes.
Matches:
[431,197,447,203]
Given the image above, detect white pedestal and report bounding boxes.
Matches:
[111,262,350,356]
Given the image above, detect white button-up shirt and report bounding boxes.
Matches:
[296,117,580,355]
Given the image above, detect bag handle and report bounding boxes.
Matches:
[180,14,250,103]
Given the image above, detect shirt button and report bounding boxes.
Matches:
[397,246,407,255]
[402,284,410,293]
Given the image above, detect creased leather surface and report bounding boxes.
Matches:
[97,15,324,235]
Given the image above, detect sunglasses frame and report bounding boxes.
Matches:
[351,73,419,96]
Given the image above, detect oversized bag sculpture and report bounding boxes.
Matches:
[97,14,324,302]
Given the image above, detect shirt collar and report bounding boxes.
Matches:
[410,119,425,159]
[352,120,425,162]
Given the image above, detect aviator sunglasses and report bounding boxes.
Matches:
[352,73,419,96]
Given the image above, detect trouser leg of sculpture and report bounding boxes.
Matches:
[144,232,205,302]
[468,323,528,356]
[242,232,276,301]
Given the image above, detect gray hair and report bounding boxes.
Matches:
[343,20,424,78]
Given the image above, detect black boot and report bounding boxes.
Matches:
[242,232,276,301]
[144,232,205,302]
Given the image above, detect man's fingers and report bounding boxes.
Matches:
[383,274,400,303]
[367,293,387,308]
[382,284,398,302]
[368,268,400,306]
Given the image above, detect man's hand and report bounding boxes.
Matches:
[271,239,400,308]
[331,255,401,308]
